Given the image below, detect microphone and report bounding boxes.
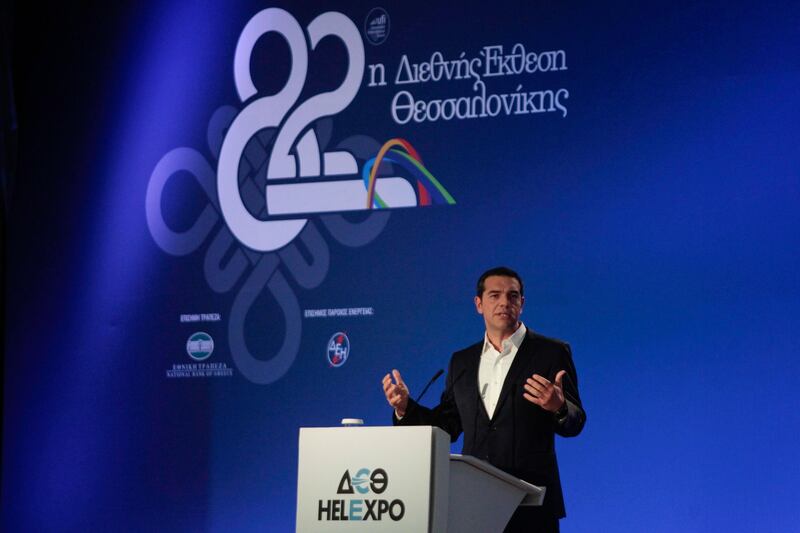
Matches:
[415,369,444,403]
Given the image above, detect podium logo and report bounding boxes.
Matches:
[338,467,387,494]
[318,468,405,522]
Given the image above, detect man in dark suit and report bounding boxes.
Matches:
[382,266,586,533]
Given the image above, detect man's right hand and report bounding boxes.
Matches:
[382,369,409,418]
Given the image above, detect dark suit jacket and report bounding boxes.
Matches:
[394,329,586,519]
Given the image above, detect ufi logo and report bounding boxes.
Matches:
[317,468,405,521]
[327,332,350,367]
[364,7,390,45]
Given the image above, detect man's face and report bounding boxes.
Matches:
[474,275,524,334]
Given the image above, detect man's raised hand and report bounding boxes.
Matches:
[382,369,410,417]
[523,370,567,413]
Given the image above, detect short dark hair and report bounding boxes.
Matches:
[476,266,524,297]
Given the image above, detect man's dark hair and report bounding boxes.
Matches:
[476,266,524,298]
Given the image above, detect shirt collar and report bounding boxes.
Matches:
[482,322,527,354]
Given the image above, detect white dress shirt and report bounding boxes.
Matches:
[478,322,527,419]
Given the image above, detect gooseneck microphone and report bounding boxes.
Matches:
[415,369,444,403]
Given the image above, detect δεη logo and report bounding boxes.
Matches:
[318,468,405,521]
[327,332,350,367]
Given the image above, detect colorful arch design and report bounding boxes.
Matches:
[363,138,456,209]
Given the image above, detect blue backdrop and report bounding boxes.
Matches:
[3,1,799,531]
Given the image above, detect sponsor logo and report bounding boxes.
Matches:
[186,332,214,360]
[167,330,233,378]
[327,332,350,367]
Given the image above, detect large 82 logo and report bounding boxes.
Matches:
[218,8,416,252]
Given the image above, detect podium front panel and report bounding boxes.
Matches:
[296,426,449,532]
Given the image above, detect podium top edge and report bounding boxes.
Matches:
[298,425,450,436]
[450,454,545,496]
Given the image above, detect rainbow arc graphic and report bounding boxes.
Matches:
[363,138,456,209]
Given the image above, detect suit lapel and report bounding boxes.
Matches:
[464,344,489,420]
[491,332,534,419]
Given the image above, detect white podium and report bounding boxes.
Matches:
[296,426,544,532]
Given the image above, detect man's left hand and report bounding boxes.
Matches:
[523,370,566,412]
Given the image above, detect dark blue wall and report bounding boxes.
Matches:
[4,1,799,531]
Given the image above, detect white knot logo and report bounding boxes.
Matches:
[145,8,454,385]
[218,8,417,252]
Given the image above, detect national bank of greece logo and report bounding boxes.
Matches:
[167,329,233,379]
[146,8,454,385]
[186,332,214,361]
